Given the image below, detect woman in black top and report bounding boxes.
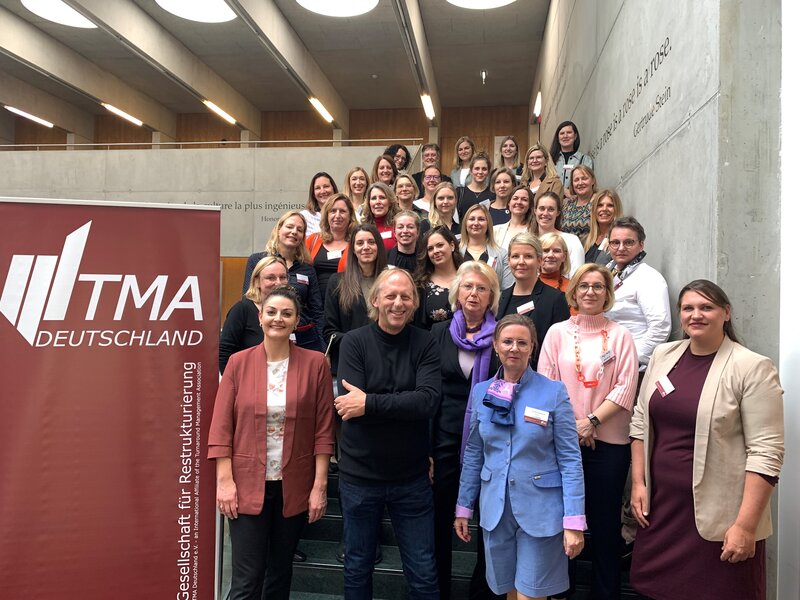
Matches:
[324,223,387,375]
[219,255,288,374]
[485,167,516,226]
[242,211,325,351]
[495,231,570,364]
[430,260,501,599]
[305,194,356,302]
[414,226,463,328]
[456,153,495,219]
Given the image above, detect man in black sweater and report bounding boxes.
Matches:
[335,268,441,600]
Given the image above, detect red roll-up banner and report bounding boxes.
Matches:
[0,199,220,600]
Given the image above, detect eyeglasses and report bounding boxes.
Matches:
[460,283,490,295]
[424,175,441,181]
[577,283,606,293]
[608,239,639,249]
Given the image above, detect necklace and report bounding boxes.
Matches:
[465,321,483,333]
[573,322,609,388]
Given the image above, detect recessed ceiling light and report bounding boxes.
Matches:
[296,0,379,18]
[21,0,96,28]
[155,0,236,24]
[447,0,517,9]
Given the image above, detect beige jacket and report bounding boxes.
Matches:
[630,337,784,541]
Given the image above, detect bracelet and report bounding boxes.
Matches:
[587,413,601,428]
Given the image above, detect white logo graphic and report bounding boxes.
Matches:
[1,222,91,344]
[1,221,203,346]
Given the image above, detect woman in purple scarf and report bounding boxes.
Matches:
[429,260,501,599]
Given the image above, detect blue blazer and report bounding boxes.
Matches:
[456,367,585,537]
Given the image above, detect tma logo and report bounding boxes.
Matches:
[0,221,203,346]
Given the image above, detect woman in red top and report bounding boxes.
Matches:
[361,182,398,250]
[304,193,356,302]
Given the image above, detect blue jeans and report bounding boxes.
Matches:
[339,474,439,600]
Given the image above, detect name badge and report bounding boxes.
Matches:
[487,256,497,268]
[455,233,461,241]
[564,164,574,170]
[600,350,615,365]
[380,230,392,239]
[524,406,549,426]
[655,375,675,397]
[516,300,535,315]
[289,332,297,342]
[598,238,609,252]
[296,273,309,285]
[327,249,343,259]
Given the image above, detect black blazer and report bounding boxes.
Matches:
[324,273,371,374]
[496,279,571,367]
[430,320,472,443]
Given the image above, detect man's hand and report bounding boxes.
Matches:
[334,379,367,421]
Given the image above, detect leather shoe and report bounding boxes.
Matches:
[293,549,307,563]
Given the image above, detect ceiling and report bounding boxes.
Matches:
[0,0,548,135]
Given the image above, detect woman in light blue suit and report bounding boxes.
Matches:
[455,314,585,600]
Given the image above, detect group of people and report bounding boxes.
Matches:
[209,121,785,600]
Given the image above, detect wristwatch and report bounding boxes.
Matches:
[587,413,601,428]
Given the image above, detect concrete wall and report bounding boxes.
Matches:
[532,0,780,361]
[0,146,386,257]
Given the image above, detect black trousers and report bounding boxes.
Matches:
[227,480,307,600]
[432,431,462,600]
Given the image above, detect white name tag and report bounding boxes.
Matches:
[289,332,297,342]
[487,256,497,268]
[296,273,309,285]
[655,375,675,397]
[380,230,392,239]
[564,164,574,170]
[327,249,342,259]
[516,300,534,315]
[600,349,615,365]
[524,406,549,426]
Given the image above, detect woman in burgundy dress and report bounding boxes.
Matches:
[629,280,784,600]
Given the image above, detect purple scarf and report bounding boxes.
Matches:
[449,309,496,459]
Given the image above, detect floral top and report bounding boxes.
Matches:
[265,357,289,480]
[423,281,453,326]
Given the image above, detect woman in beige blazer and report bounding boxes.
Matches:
[629,280,784,600]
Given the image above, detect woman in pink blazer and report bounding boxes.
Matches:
[208,286,335,600]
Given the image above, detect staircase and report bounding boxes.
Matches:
[288,468,646,599]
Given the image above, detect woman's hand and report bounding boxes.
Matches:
[217,477,238,519]
[720,523,756,563]
[307,484,328,523]
[576,418,596,449]
[563,529,584,559]
[630,481,650,528]
[454,517,471,543]
[428,457,435,484]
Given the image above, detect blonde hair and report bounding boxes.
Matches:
[429,182,457,228]
[520,143,557,186]
[460,203,499,250]
[245,256,288,304]
[265,211,311,264]
[540,232,572,277]
[565,264,615,311]
[453,136,476,168]
[448,260,501,315]
[366,269,419,322]
[584,188,624,253]
[495,135,520,169]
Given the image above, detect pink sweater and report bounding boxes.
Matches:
[537,314,638,445]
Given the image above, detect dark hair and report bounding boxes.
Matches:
[678,280,740,343]
[306,172,338,213]
[550,120,581,159]
[610,216,646,242]
[493,314,539,358]
[338,224,388,312]
[261,284,301,315]
[415,226,464,286]
[385,144,411,170]
[531,191,563,234]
